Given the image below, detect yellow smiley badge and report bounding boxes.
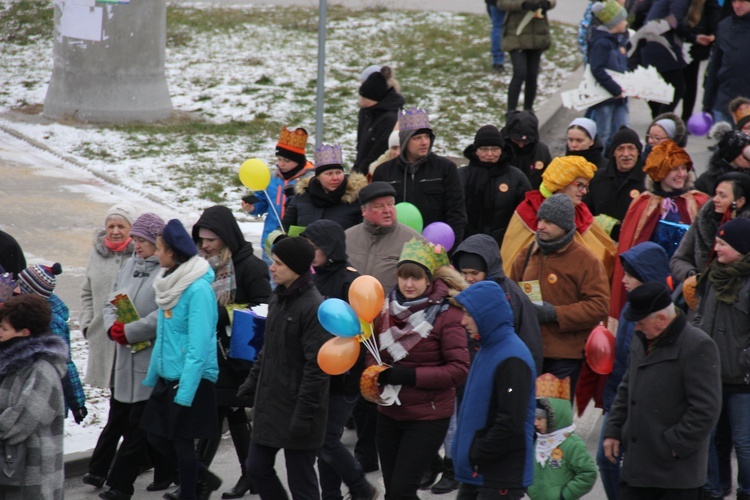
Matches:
[499,183,509,193]
[630,189,640,199]
[535,161,545,170]
[547,274,558,284]
[551,448,563,460]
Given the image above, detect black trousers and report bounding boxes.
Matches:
[246,441,319,500]
[88,392,128,477]
[352,398,379,471]
[377,414,450,499]
[620,482,703,499]
[507,49,543,112]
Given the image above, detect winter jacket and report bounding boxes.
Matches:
[46,294,85,415]
[496,0,557,52]
[303,220,364,396]
[703,10,750,116]
[80,230,134,388]
[527,398,597,499]
[0,229,25,278]
[353,89,405,174]
[143,268,219,407]
[102,253,161,404]
[583,156,647,239]
[501,110,553,190]
[372,271,470,422]
[640,0,692,73]
[604,311,721,488]
[192,205,271,306]
[603,242,671,412]
[452,281,536,490]
[246,161,315,251]
[346,221,426,295]
[694,150,750,196]
[501,190,618,280]
[244,275,333,450]
[372,129,467,242]
[0,335,68,500]
[454,234,543,374]
[459,144,531,245]
[670,202,750,282]
[588,27,629,107]
[282,173,367,231]
[565,140,608,170]
[510,239,610,360]
[694,264,750,389]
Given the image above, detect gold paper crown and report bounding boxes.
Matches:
[277,126,308,155]
[398,237,450,275]
[314,143,344,168]
[732,103,750,127]
[397,107,431,132]
[536,373,571,400]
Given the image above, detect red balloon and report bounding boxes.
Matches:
[585,323,615,375]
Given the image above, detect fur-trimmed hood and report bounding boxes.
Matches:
[648,113,688,148]
[93,228,135,258]
[0,335,68,379]
[294,172,368,205]
[433,265,469,307]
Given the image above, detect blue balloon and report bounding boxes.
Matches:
[318,298,360,338]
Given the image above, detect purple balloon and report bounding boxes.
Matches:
[687,112,713,136]
[422,222,455,251]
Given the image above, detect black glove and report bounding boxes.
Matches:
[522,1,540,10]
[534,301,557,324]
[236,377,256,406]
[72,406,88,425]
[289,416,313,437]
[378,364,417,386]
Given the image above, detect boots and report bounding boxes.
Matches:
[196,468,222,500]
[430,458,459,494]
[221,422,257,499]
[418,454,443,490]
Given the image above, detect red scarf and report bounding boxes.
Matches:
[104,237,132,253]
[515,190,594,233]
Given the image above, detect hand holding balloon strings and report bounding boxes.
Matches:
[239,159,286,235]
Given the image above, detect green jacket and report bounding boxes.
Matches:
[496,0,556,52]
[527,398,597,500]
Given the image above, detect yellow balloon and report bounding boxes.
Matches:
[357,318,373,343]
[239,159,271,191]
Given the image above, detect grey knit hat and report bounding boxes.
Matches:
[537,193,576,232]
[130,213,166,245]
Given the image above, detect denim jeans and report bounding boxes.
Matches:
[712,109,733,128]
[318,393,368,500]
[707,392,750,496]
[486,4,505,65]
[589,100,630,151]
[596,414,621,500]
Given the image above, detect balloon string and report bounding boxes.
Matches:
[264,189,286,235]
[366,322,382,365]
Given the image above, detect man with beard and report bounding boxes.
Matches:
[584,127,646,241]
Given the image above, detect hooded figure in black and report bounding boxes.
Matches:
[453,234,543,374]
[695,128,750,196]
[191,205,271,499]
[353,66,406,175]
[501,110,553,190]
[299,219,377,500]
[460,125,532,246]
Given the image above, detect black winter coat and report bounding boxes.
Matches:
[694,151,750,196]
[703,10,750,115]
[372,134,467,243]
[282,173,367,231]
[566,139,608,170]
[245,275,333,449]
[501,110,552,190]
[353,89,405,175]
[459,145,531,246]
[192,205,271,406]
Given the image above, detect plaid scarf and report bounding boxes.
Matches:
[379,279,450,362]
[207,255,236,306]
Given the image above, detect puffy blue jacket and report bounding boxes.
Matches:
[452,281,536,489]
[144,267,219,407]
[588,27,629,107]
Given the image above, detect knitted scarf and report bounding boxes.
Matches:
[379,279,450,362]
[535,424,576,467]
[536,226,576,255]
[308,176,349,208]
[702,253,750,305]
[153,255,210,311]
[104,236,132,253]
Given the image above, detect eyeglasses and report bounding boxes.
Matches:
[646,135,668,142]
[574,182,590,191]
[477,146,502,153]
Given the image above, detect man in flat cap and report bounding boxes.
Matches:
[603,282,721,499]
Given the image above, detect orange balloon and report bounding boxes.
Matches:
[349,275,385,323]
[318,337,360,375]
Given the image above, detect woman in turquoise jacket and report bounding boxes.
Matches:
[141,219,221,500]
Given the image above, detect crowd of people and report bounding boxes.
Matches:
[2,0,750,499]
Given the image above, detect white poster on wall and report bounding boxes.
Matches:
[60,3,103,41]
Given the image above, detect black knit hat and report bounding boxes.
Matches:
[473,125,504,148]
[359,71,390,102]
[358,182,397,205]
[537,194,575,232]
[717,218,750,255]
[272,236,315,276]
[162,219,198,261]
[624,281,672,322]
[609,126,643,155]
[275,145,307,167]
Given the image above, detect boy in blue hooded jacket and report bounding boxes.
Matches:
[452,280,536,499]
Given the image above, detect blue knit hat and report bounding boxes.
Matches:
[162,219,198,261]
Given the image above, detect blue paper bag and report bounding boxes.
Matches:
[229,309,266,362]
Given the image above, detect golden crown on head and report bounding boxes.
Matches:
[398,107,431,132]
[399,237,450,275]
[315,144,343,168]
[277,126,308,155]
